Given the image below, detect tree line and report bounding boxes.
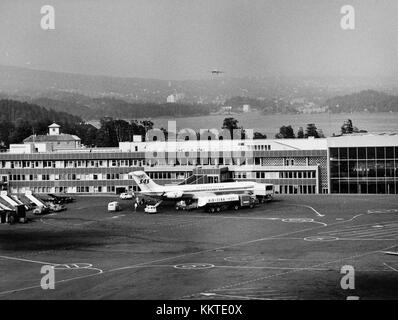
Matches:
[221,117,324,139]
[0,100,367,151]
[0,100,153,148]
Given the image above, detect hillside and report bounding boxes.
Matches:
[0,99,81,124]
[324,90,398,113]
[0,64,379,106]
[224,96,298,114]
[0,99,83,147]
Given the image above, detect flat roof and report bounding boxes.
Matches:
[327,133,398,148]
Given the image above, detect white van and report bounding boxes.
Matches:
[108,201,121,212]
[144,205,158,214]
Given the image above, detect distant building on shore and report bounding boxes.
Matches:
[21,123,81,152]
[166,93,184,103]
[242,104,251,113]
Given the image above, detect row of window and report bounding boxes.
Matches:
[8,173,128,181]
[2,156,318,169]
[1,160,144,169]
[233,171,317,179]
[147,172,192,180]
[331,180,398,194]
[277,185,317,194]
[11,185,140,194]
[330,160,397,178]
[253,145,271,151]
[330,147,397,160]
[278,171,316,179]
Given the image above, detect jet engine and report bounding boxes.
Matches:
[164,191,184,199]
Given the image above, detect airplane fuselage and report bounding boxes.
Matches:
[139,181,257,199]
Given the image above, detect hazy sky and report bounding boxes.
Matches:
[0,0,397,80]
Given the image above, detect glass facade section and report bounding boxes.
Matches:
[330,147,398,194]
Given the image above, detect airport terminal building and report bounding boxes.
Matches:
[0,124,397,195]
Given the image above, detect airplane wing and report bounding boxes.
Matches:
[381,251,398,256]
[188,192,216,199]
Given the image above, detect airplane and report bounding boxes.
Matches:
[129,171,273,204]
[211,69,224,75]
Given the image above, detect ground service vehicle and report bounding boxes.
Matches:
[120,192,134,200]
[33,206,51,215]
[47,194,75,204]
[144,201,162,214]
[175,200,198,211]
[47,203,66,212]
[108,201,121,212]
[201,194,258,213]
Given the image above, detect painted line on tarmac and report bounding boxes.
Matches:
[381,251,398,256]
[107,221,335,273]
[144,264,331,272]
[0,255,58,266]
[257,236,398,242]
[0,268,103,296]
[214,265,330,271]
[174,263,215,270]
[319,220,398,234]
[281,218,327,227]
[166,214,327,226]
[107,215,381,273]
[106,215,125,220]
[286,204,324,217]
[383,263,398,272]
[0,207,378,297]
[179,243,398,299]
[53,263,93,270]
[0,258,103,296]
[304,236,339,242]
[199,292,273,300]
[160,214,283,221]
[368,209,398,214]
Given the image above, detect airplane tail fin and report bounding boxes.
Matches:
[129,171,160,192]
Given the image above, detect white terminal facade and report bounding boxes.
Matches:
[1,124,397,195]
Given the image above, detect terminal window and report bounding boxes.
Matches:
[330,147,397,194]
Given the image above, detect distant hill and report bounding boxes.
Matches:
[31,97,93,119]
[0,90,213,120]
[1,64,381,106]
[0,99,85,146]
[224,96,298,114]
[2,65,398,119]
[0,99,81,124]
[324,90,398,113]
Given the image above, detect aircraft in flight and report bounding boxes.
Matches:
[129,171,273,204]
[211,69,225,75]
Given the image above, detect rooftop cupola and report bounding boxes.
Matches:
[48,123,60,136]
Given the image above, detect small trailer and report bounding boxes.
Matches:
[200,194,258,213]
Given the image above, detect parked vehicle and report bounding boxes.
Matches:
[253,184,274,203]
[47,202,66,212]
[144,201,162,214]
[119,192,134,200]
[33,206,51,215]
[144,205,158,214]
[202,194,258,213]
[108,201,121,212]
[175,200,198,211]
[47,194,75,204]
